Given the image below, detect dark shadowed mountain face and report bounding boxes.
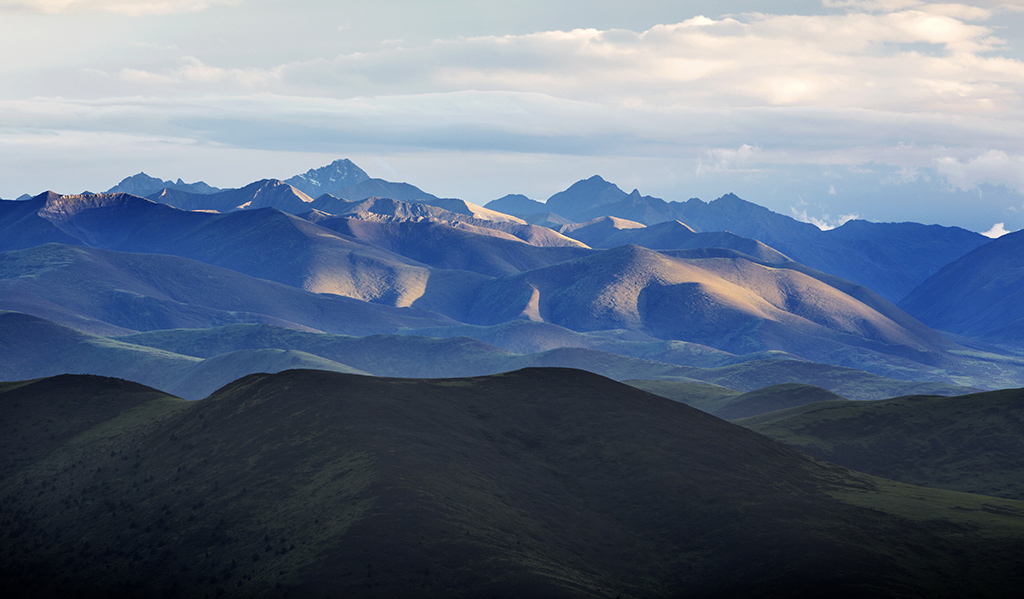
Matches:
[106,172,219,197]
[899,228,1024,343]
[739,387,1024,500]
[544,176,679,224]
[544,174,628,216]
[2,370,1023,599]
[284,158,438,203]
[0,193,85,251]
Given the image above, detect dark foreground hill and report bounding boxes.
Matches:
[738,388,1024,500]
[2,370,1023,598]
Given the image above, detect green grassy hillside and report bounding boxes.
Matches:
[739,388,1024,499]
[1,370,1023,598]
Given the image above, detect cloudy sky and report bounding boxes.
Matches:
[3,0,1024,234]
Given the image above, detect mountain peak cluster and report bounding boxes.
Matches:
[2,157,1022,397]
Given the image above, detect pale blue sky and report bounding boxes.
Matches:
[3,0,1024,234]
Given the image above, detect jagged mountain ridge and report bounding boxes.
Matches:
[147,178,315,213]
[485,177,990,303]
[94,161,988,306]
[4,159,1021,392]
[106,172,219,197]
[283,157,370,197]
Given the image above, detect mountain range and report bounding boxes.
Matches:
[3,158,1023,392]
[3,190,1019,388]
[4,156,1024,597]
[487,178,990,304]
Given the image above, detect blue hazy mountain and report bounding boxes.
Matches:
[485,177,989,302]
[486,193,548,214]
[147,178,316,213]
[899,227,1024,344]
[0,243,456,336]
[5,189,1022,387]
[106,172,220,196]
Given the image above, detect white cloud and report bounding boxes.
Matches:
[822,1,923,11]
[696,144,760,175]
[0,0,240,15]
[823,1,1017,17]
[981,221,1011,237]
[935,150,1024,193]
[243,8,1023,115]
[119,57,280,86]
[790,207,861,230]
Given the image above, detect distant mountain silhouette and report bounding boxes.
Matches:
[284,158,370,197]
[485,193,547,214]
[106,172,219,196]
